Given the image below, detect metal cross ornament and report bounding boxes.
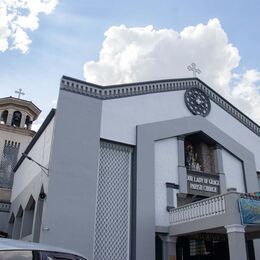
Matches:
[15,88,25,99]
[187,63,201,77]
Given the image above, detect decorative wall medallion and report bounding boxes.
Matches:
[184,87,211,117]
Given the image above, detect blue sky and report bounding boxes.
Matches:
[0,0,260,127]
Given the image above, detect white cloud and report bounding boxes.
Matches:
[51,98,57,107]
[32,117,43,132]
[83,19,260,124]
[231,70,260,123]
[0,0,58,53]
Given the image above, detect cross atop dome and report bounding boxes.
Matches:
[15,88,25,99]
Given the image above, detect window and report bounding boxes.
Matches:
[12,111,22,127]
[41,251,86,260]
[0,110,8,124]
[25,115,32,129]
[0,250,87,260]
[0,250,33,260]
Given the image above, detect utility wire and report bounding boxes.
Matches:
[22,153,49,176]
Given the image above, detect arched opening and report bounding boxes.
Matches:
[33,186,45,242]
[0,110,8,124]
[21,195,35,238]
[12,111,22,127]
[25,115,32,129]
[13,206,23,239]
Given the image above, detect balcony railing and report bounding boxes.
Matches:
[169,194,226,225]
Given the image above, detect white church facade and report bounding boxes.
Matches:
[8,76,260,260]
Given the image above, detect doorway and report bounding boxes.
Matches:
[176,234,230,260]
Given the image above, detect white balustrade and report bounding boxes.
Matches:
[169,194,226,225]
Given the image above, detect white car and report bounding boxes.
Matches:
[0,238,87,259]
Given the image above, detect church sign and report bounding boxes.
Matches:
[187,170,220,196]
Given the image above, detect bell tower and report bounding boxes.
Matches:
[0,96,41,237]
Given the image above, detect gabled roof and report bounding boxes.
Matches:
[60,75,260,137]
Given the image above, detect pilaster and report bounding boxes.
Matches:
[214,144,226,193]
[177,136,187,194]
[160,236,177,260]
[6,109,14,126]
[20,112,27,129]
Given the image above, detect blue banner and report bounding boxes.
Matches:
[239,198,260,225]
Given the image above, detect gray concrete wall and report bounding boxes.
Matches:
[135,116,258,260]
[40,90,102,259]
[0,211,9,234]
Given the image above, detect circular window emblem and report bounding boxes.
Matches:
[184,87,211,117]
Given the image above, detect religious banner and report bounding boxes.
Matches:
[239,198,260,225]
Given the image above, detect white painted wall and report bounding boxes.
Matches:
[40,91,102,258]
[207,102,260,170]
[222,149,245,193]
[154,138,179,226]
[100,90,260,171]
[11,117,55,200]
[101,90,190,145]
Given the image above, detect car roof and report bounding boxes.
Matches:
[0,238,86,259]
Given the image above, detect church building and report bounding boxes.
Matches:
[0,94,40,237]
[9,76,260,260]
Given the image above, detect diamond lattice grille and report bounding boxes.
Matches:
[94,141,132,260]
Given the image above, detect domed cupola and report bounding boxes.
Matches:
[0,91,41,133]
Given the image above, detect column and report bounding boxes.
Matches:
[166,236,177,260]
[12,216,22,239]
[20,112,26,129]
[214,144,226,193]
[177,136,187,193]
[33,196,44,242]
[225,224,247,260]
[160,236,177,260]
[6,109,14,126]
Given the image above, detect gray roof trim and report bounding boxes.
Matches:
[60,76,260,137]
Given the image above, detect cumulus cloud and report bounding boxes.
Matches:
[0,0,58,53]
[83,19,260,124]
[230,70,260,123]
